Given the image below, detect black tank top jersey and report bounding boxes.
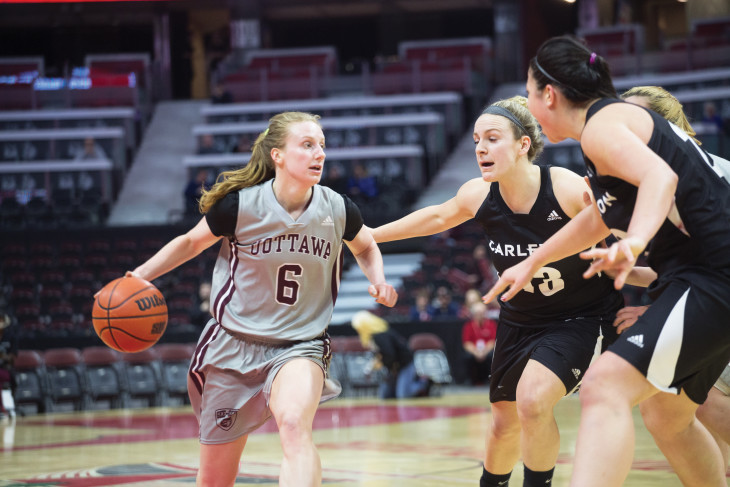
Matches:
[474,165,624,328]
[583,99,730,293]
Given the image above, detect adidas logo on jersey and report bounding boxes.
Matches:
[627,334,644,348]
[321,215,334,226]
[547,210,562,221]
[572,368,581,379]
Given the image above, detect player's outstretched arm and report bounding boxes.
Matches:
[371,178,483,244]
[130,217,222,282]
[345,226,398,308]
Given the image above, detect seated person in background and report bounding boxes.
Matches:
[0,313,17,419]
[210,82,233,104]
[197,134,220,155]
[351,310,430,399]
[430,285,460,319]
[192,280,212,326]
[321,164,349,194]
[75,137,107,160]
[703,101,725,134]
[461,301,497,386]
[409,289,434,322]
[347,164,378,202]
[459,288,483,319]
[183,169,210,218]
[233,134,253,153]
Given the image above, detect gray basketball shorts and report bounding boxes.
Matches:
[187,319,342,445]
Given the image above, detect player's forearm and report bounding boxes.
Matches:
[530,206,610,268]
[352,240,388,285]
[623,266,657,288]
[626,171,677,255]
[133,235,199,282]
[372,206,451,243]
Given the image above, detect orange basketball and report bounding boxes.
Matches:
[92,276,168,353]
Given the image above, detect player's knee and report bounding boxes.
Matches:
[516,392,551,424]
[578,365,618,409]
[639,402,692,439]
[490,415,521,440]
[276,411,311,447]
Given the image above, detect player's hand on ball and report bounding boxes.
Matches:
[368,283,398,308]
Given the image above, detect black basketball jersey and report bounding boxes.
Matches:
[583,99,730,295]
[474,165,624,328]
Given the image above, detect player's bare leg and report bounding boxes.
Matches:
[516,360,566,473]
[484,401,521,474]
[641,390,726,487]
[270,358,324,487]
[570,351,725,487]
[197,434,247,487]
[696,386,730,468]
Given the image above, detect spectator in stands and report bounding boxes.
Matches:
[121,111,397,487]
[75,137,106,160]
[461,301,496,386]
[409,289,434,322]
[0,313,17,419]
[233,134,253,153]
[351,310,430,399]
[183,169,210,219]
[459,288,482,319]
[463,244,498,292]
[703,101,725,134]
[321,164,349,194]
[197,134,219,155]
[347,163,378,202]
[210,82,233,104]
[430,285,460,319]
[192,280,211,326]
[370,94,624,487]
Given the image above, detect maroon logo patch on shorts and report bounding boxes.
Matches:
[215,409,238,430]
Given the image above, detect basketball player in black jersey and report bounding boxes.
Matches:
[486,36,730,487]
[371,96,624,487]
[614,85,730,470]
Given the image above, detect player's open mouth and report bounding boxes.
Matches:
[480,161,494,168]
[310,165,322,172]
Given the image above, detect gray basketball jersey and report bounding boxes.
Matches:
[210,181,346,341]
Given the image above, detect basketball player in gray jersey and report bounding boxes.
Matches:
[126,111,397,487]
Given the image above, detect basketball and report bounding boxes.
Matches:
[92,276,168,353]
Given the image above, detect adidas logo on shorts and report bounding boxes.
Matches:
[321,215,334,226]
[572,368,581,379]
[547,210,562,221]
[627,334,644,348]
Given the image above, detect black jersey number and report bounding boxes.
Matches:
[276,264,302,306]
[523,266,565,296]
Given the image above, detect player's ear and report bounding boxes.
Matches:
[519,135,531,155]
[270,147,283,165]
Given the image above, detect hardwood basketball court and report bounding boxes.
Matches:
[2,388,718,486]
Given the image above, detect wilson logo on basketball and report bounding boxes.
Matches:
[135,294,166,311]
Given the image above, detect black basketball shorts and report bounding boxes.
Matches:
[608,271,730,404]
[489,317,603,403]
